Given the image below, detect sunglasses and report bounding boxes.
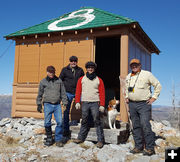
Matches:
[70,60,77,62]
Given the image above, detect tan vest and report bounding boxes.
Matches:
[81,76,100,102]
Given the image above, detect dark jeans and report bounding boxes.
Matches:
[129,101,155,150]
[63,92,75,134]
[44,103,63,142]
[78,102,104,142]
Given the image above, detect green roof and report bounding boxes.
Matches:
[5,7,136,38]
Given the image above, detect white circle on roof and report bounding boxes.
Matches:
[48,9,95,31]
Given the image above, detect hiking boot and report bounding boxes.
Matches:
[143,149,155,156]
[73,139,84,144]
[96,142,104,148]
[56,141,64,147]
[44,136,54,146]
[130,148,143,154]
[44,127,54,146]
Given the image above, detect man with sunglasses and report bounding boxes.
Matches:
[125,59,161,156]
[59,56,84,138]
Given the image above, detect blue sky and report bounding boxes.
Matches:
[0,0,180,106]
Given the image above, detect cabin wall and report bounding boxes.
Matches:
[12,38,93,119]
[128,35,151,72]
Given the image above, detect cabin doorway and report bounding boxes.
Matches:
[95,36,120,107]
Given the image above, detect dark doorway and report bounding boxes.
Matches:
[95,37,120,107]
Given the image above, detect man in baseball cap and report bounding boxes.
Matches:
[125,58,161,156]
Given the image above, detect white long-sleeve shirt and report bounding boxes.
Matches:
[125,70,162,101]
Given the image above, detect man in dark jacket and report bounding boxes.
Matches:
[59,56,84,137]
[37,66,68,147]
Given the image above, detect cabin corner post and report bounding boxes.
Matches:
[11,84,17,117]
[120,34,129,123]
[11,43,20,117]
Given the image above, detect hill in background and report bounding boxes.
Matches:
[0,95,179,128]
[0,95,12,120]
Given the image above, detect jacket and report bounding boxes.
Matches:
[125,70,162,101]
[59,64,84,94]
[36,76,68,105]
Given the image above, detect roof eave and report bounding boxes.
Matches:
[133,22,160,54]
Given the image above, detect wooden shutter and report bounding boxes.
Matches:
[64,40,94,71]
[18,44,40,83]
[39,42,64,80]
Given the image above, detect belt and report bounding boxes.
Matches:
[82,101,99,104]
[129,100,147,103]
[44,102,60,105]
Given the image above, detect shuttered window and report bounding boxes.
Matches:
[18,44,40,83]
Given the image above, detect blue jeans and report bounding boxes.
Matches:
[129,101,155,150]
[44,103,63,142]
[63,92,75,133]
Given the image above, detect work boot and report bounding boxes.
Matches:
[44,135,54,146]
[56,141,64,147]
[130,148,143,154]
[73,139,84,144]
[96,142,104,148]
[44,127,54,146]
[143,149,155,156]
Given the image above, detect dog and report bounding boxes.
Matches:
[101,99,120,129]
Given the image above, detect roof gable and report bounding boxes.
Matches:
[5,7,136,38]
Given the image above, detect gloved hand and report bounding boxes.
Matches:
[75,103,81,110]
[62,104,67,111]
[37,104,42,113]
[99,106,105,113]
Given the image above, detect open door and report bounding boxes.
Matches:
[95,36,120,107]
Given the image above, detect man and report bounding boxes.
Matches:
[37,66,68,147]
[125,59,161,156]
[73,61,105,148]
[59,56,84,137]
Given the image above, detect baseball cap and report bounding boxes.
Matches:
[69,56,78,62]
[129,59,141,65]
[46,65,56,73]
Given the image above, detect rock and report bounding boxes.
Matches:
[34,128,45,135]
[0,118,11,127]
[132,156,151,162]
[20,119,27,126]
[6,129,22,139]
[0,117,179,161]
[161,120,171,127]
[0,154,10,162]
[28,154,37,162]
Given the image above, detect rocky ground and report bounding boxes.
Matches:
[0,117,180,162]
